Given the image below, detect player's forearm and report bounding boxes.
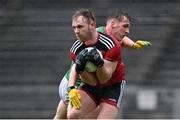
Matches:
[79,71,97,86]
[96,60,117,84]
[96,67,111,84]
[121,36,134,48]
[68,64,78,87]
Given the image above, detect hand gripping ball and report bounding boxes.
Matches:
[85,47,103,72]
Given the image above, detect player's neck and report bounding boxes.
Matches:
[105,26,111,35]
[84,31,98,46]
[105,26,122,41]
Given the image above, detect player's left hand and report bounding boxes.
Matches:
[88,48,104,68]
[132,40,152,49]
[68,87,81,110]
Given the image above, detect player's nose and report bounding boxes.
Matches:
[74,28,80,34]
[125,28,129,34]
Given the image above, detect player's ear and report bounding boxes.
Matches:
[111,21,116,28]
[90,21,96,28]
[110,19,117,28]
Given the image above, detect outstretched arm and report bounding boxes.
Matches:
[121,36,134,48]
[121,36,152,49]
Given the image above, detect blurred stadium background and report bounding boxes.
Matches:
[0,0,180,119]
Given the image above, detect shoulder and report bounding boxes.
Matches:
[98,32,117,50]
[96,26,105,33]
[70,40,84,54]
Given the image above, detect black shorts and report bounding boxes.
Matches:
[79,80,126,108]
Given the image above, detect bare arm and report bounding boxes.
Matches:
[68,63,78,87]
[96,59,117,84]
[69,62,98,86]
[79,71,98,86]
[121,36,152,49]
[121,36,134,48]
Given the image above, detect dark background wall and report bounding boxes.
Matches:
[0,0,180,118]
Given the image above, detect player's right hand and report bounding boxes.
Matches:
[75,48,89,73]
[68,88,81,110]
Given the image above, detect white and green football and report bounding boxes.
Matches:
[84,47,103,72]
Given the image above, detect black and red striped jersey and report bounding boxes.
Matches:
[70,32,123,87]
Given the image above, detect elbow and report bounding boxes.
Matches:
[98,74,112,84]
[96,67,113,84]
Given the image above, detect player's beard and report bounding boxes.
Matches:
[78,29,92,42]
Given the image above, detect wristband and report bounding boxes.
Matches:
[67,86,76,92]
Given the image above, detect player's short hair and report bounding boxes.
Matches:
[72,8,95,24]
[107,9,131,22]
